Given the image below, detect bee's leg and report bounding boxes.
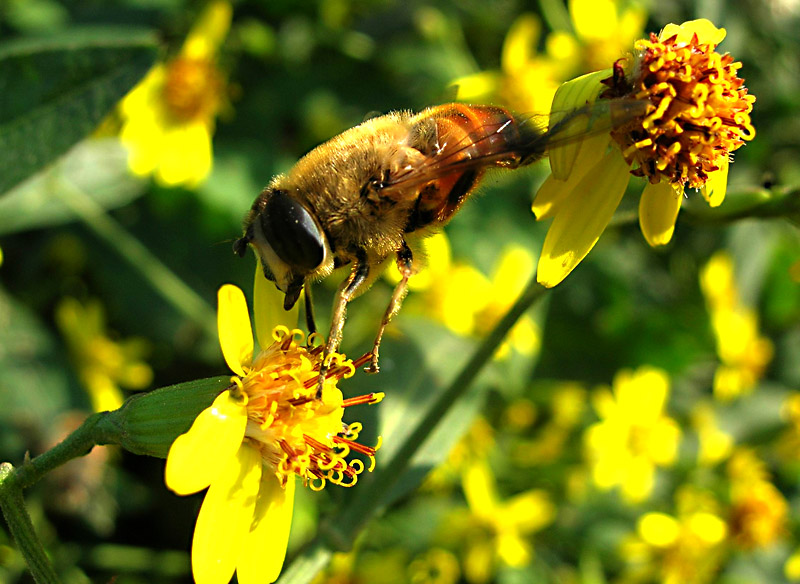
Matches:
[365,241,413,374]
[304,283,317,334]
[316,251,370,398]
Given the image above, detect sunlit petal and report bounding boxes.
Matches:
[155,122,213,188]
[218,285,254,376]
[191,443,262,584]
[462,461,498,518]
[660,19,726,46]
[533,132,610,219]
[639,180,683,246]
[165,390,248,495]
[182,0,233,59]
[537,150,631,287]
[701,157,729,207]
[237,474,296,584]
[569,0,618,42]
[548,70,610,179]
[253,262,299,350]
[501,14,541,73]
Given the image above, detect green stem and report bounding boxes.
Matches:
[56,180,218,339]
[0,412,111,583]
[0,465,60,584]
[323,272,548,549]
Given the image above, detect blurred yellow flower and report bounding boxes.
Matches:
[120,1,231,187]
[584,366,681,503]
[622,487,727,584]
[726,449,788,550]
[165,284,382,584]
[458,460,555,583]
[700,252,773,400]
[533,19,756,287]
[55,298,152,412]
[391,233,539,358]
[454,0,645,113]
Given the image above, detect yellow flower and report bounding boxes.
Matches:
[700,252,773,400]
[120,1,231,187]
[623,486,727,584]
[458,460,555,583]
[726,449,788,549]
[534,19,756,287]
[55,298,152,412]
[453,0,645,113]
[583,366,681,503]
[165,284,382,584]
[392,234,539,357]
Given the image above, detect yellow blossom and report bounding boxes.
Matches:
[700,252,773,400]
[119,1,231,187]
[458,459,555,583]
[391,233,539,358]
[55,298,152,412]
[453,0,645,113]
[165,284,382,584]
[583,366,681,503]
[534,19,755,287]
[726,449,788,549]
[623,486,727,584]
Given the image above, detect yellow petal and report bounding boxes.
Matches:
[548,69,610,180]
[569,0,618,42]
[154,121,213,187]
[638,512,680,547]
[253,262,299,350]
[532,132,610,219]
[191,443,262,584]
[165,390,248,495]
[501,14,540,74]
[237,474,296,584]
[639,181,683,246]
[182,0,233,60]
[701,157,729,207]
[537,150,631,287]
[218,284,254,376]
[462,461,498,518]
[660,19,726,47]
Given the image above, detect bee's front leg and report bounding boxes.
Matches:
[316,250,370,398]
[365,240,413,374]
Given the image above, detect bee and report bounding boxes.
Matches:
[234,100,645,390]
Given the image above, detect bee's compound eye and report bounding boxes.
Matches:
[261,190,325,272]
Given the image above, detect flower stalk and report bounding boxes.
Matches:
[0,412,110,584]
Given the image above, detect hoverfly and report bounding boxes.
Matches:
[234,99,646,391]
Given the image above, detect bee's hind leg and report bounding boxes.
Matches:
[316,250,370,398]
[365,241,413,374]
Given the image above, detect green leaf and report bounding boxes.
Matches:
[0,29,159,196]
[0,137,146,234]
[0,286,73,457]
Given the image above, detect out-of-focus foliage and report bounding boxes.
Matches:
[1,1,799,583]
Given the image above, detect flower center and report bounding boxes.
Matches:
[162,57,222,122]
[601,31,755,188]
[233,329,382,490]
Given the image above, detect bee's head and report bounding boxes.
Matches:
[234,188,328,310]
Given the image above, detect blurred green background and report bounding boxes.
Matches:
[1,0,799,583]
